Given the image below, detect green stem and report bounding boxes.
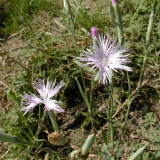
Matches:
[89,80,100,156]
[124,72,131,126]
[136,44,148,97]
[89,111,100,157]
[89,80,94,111]
[105,85,110,146]
[48,111,60,133]
[110,82,114,151]
[106,82,114,153]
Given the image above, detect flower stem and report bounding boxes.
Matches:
[110,82,114,151]
[124,72,131,126]
[48,111,60,133]
[106,82,114,152]
[89,111,100,157]
[89,80,100,157]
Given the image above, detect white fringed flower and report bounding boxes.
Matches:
[77,35,132,84]
[21,79,65,115]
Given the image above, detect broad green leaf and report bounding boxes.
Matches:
[0,132,31,145]
[6,89,18,102]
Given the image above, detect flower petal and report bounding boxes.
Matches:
[47,80,65,100]
[77,34,132,84]
[34,79,46,99]
[44,100,65,113]
[21,93,43,115]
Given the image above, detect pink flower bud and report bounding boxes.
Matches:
[111,0,117,5]
[91,27,98,38]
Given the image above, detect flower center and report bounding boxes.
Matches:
[102,57,109,66]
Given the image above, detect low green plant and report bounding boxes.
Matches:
[0,0,62,35]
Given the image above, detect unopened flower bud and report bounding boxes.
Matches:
[111,0,117,5]
[129,146,146,160]
[82,134,95,155]
[146,8,155,45]
[91,27,98,39]
[64,0,71,14]
[109,4,116,22]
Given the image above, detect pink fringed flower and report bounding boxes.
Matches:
[77,35,132,84]
[91,27,98,38]
[111,0,117,5]
[21,79,65,115]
